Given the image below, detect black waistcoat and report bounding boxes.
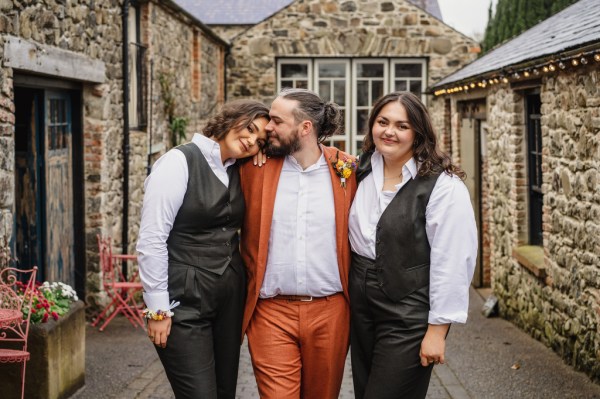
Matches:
[357,151,440,302]
[166,142,244,275]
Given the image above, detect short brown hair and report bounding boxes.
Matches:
[203,100,269,140]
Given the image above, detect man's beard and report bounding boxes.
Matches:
[265,128,301,156]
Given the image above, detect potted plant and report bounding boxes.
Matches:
[1,279,85,399]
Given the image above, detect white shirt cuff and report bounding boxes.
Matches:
[428,310,468,325]
[143,291,171,312]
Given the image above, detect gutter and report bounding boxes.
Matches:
[122,0,132,276]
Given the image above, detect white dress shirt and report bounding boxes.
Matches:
[260,148,343,298]
[136,133,236,312]
[349,151,477,324]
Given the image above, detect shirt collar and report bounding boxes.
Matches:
[372,150,418,188]
[192,133,236,169]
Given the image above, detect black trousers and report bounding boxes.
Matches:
[349,253,433,399]
[156,260,247,399]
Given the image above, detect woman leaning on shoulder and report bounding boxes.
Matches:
[348,91,477,399]
[136,100,269,399]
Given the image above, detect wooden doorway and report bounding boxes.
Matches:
[14,83,84,294]
[459,101,487,287]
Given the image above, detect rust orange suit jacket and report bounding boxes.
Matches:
[239,146,357,337]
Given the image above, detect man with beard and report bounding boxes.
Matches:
[238,88,357,399]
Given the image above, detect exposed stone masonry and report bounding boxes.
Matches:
[225,0,478,105]
[0,0,225,309]
[476,67,600,381]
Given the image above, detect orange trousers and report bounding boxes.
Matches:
[246,293,350,399]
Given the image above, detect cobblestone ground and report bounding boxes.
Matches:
[116,340,453,399]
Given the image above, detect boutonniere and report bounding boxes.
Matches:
[330,150,356,188]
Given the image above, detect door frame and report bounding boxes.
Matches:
[13,75,85,297]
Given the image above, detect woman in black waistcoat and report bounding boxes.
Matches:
[136,100,269,399]
[348,92,477,399]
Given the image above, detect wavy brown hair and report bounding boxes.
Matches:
[362,92,465,179]
[203,99,270,140]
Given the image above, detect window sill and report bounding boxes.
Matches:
[513,245,546,280]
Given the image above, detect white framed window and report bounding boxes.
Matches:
[391,59,427,101]
[276,58,427,155]
[278,59,312,92]
[314,59,351,152]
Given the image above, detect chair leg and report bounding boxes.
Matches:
[91,297,118,327]
[115,291,144,329]
[20,360,27,399]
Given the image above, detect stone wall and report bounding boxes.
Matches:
[226,0,479,105]
[1,0,225,308]
[482,67,600,381]
[0,1,124,300]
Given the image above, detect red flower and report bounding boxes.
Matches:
[36,303,43,309]
[42,313,49,323]
[51,312,59,321]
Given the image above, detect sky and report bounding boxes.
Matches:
[437,0,498,41]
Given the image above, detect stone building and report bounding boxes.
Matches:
[0,0,227,306]
[180,0,479,155]
[430,0,600,381]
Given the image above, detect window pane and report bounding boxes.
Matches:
[296,80,308,89]
[319,63,345,78]
[356,110,369,135]
[395,63,422,78]
[355,141,363,156]
[395,81,407,91]
[410,81,422,96]
[372,80,383,103]
[281,80,294,89]
[281,64,308,78]
[334,81,346,105]
[356,81,368,106]
[319,80,331,102]
[357,63,384,78]
[331,140,346,152]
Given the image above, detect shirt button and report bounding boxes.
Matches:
[225,242,231,246]
[222,227,227,231]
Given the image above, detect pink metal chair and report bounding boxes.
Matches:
[91,235,145,331]
[0,266,38,399]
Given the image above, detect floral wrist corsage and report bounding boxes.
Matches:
[330,150,356,188]
[142,300,180,321]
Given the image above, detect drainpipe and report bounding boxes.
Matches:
[122,0,132,277]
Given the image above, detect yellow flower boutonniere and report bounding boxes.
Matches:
[330,150,356,188]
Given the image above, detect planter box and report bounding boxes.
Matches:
[1,300,86,399]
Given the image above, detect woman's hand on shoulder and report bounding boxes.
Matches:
[147,318,172,348]
[252,149,268,167]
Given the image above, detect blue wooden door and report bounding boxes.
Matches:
[44,91,75,286]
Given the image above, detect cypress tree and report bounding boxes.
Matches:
[481,0,579,54]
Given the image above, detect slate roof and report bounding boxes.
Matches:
[173,0,442,25]
[432,0,600,88]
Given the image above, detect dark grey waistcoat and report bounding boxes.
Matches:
[166,142,244,275]
[357,151,441,302]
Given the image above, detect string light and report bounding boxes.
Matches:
[433,51,600,96]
